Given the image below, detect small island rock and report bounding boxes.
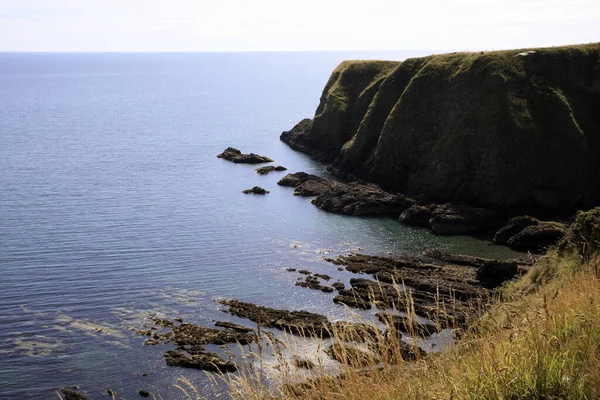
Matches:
[217,147,273,164]
[242,186,270,195]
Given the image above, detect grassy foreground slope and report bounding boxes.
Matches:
[282,43,600,213]
[221,208,600,400]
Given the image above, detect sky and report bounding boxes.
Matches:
[0,0,598,52]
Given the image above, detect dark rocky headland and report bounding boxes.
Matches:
[281,43,600,216]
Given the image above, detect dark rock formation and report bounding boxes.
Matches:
[295,275,334,293]
[312,183,415,216]
[60,389,90,400]
[425,249,529,288]
[255,165,287,175]
[399,204,434,227]
[428,204,502,235]
[494,216,540,244]
[214,321,253,334]
[277,172,345,196]
[135,318,254,372]
[281,44,600,213]
[217,147,273,164]
[331,282,345,291]
[139,389,151,397]
[279,172,416,215]
[164,349,237,372]
[242,186,270,195]
[219,299,332,337]
[507,222,567,251]
[327,251,532,328]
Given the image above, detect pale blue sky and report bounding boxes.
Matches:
[0,0,598,52]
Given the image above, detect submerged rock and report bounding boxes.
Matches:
[255,165,287,175]
[60,389,90,400]
[242,186,270,195]
[217,147,273,164]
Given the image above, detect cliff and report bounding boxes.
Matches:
[282,43,600,214]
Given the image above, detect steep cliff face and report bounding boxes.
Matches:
[281,44,600,213]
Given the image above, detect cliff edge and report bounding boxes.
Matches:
[282,43,600,214]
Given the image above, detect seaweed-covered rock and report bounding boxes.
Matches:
[217,147,273,164]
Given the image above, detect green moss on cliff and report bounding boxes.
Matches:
[283,43,600,212]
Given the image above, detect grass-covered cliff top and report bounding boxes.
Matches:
[213,208,600,399]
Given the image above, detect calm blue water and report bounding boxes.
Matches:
[0,52,522,399]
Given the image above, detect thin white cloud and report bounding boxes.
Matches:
[0,0,598,51]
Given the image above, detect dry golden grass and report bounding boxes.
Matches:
[179,252,600,400]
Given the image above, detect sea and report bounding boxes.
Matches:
[0,52,523,399]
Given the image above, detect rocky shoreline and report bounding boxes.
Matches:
[66,145,549,384]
